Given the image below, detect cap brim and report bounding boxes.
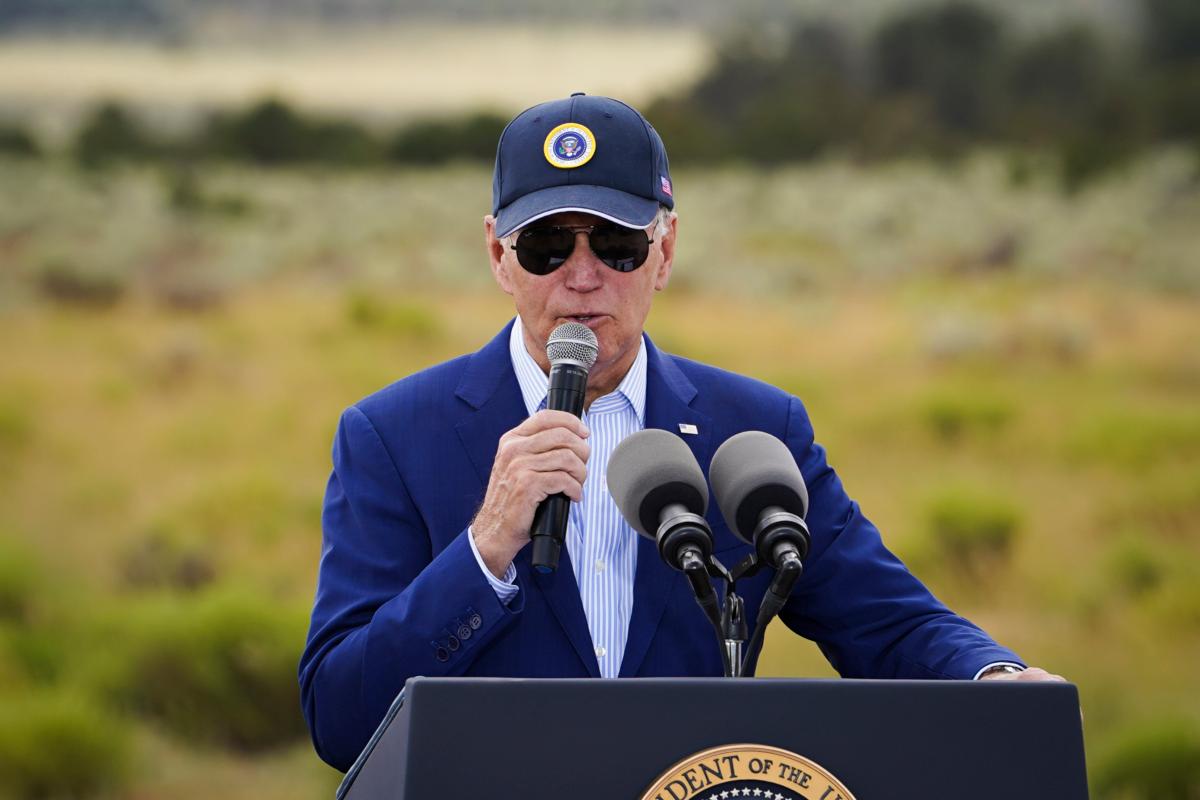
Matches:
[495,184,659,238]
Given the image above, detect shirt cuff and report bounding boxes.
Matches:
[468,526,519,606]
[973,661,1026,680]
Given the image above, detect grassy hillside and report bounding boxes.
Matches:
[0,155,1197,797]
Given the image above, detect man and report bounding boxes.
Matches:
[299,93,1062,772]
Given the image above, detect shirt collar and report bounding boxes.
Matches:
[509,315,646,423]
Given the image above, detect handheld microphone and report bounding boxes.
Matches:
[709,430,811,573]
[530,322,599,573]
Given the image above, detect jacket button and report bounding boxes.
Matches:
[468,614,483,630]
[445,635,460,652]
[434,647,449,662]
[456,624,472,640]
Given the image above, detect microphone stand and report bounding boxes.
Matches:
[679,550,803,678]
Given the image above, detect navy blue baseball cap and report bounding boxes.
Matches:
[492,93,674,238]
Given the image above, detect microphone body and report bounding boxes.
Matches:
[530,322,598,573]
[709,431,811,569]
[529,360,589,572]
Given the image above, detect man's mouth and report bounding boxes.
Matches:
[564,314,604,326]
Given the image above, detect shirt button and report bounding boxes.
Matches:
[594,559,606,572]
[595,645,607,658]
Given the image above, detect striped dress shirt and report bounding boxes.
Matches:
[468,316,645,678]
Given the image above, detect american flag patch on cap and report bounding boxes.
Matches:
[660,175,672,197]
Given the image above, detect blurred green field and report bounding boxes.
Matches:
[1,155,1199,798]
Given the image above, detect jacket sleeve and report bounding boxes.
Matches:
[298,405,524,771]
[777,396,1024,680]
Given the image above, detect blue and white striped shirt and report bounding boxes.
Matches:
[468,316,646,677]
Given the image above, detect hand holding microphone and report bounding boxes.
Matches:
[470,323,598,577]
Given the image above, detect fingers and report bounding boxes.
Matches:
[511,409,590,440]
[502,424,591,463]
[472,411,592,564]
[1015,667,1068,683]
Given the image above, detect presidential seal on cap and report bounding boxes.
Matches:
[544,123,596,169]
[492,92,674,238]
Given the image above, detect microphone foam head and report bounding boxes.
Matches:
[606,429,708,540]
[546,322,599,369]
[709,431,809,543]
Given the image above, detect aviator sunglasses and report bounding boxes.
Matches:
[510,222,654,275]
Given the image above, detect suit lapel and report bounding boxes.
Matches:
[619,337,715,678]
[453,320,599,676]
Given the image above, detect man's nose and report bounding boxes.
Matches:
[560,231,604,290]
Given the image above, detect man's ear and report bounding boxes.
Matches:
[654,212,677,292]
[485,215,514,295]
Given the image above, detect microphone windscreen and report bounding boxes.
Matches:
[606,429,708,540]
[546,322,599,370]
[709,431,809,543]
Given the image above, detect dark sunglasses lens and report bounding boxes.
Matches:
[515,228,575,275]
[589,225,651,272]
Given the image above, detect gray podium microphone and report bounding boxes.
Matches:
[607,429,728,672]
[529,322,599,574]
[709,430,811,676]
[709,430,810,570]
[606,428,714,571]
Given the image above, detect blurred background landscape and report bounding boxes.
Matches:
[1,1,1198,798]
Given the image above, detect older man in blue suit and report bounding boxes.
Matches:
[299,93,1063,772]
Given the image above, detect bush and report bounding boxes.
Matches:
[35,260,126,308]
[920,387,1014,442]
[925,486,1021,570]
[0,539,42,625]
[119,528,217,592]
[1093,717,1200,799]
[0,124,40,158]
[388,111,507,164]
[94,588,308,751]
[345,291,442,339]
[1104,534,1168,598]
[0,690,133,800]
[202,97,380,166]
[73,101,158,167]
[1066,410,1200,470]
[0,398,32,457]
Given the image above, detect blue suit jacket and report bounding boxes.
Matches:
[300,320,1022,770]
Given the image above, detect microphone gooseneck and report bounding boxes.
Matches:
[709,430,812,675]
[530,322,599,574]
[607,429,729,675]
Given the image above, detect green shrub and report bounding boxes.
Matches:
[925,486,1021,569]
[35,259,125,308]
[1066,409,1200,470]
[0,539,42,624]
[73,101,158,167]
[345,291,442,340]
[202,97,380,166]
[1093,718,1200,799]
[388,111,507,164]
[1104,534,1167,597]
[0,690,133,800]
[0,626,68,686]
[0,124,40,158]
[119,528,217,592]
[95,588,308,751]
[920,387,1014,442]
